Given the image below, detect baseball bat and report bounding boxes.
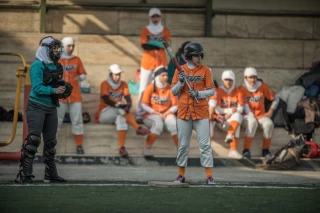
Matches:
[163,41,199,104]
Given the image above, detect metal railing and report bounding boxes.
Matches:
[0,53,30,147]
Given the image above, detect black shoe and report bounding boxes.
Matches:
[16,174,35,183]
[76,146,84,154]
[43,175,66,183]
[242,149,251,159]
[174,175,185,183]
[262,149,272,158]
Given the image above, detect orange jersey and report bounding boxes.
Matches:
[59,56,86,103]
[140,27,171,70]
[141,84,178,119]
[172,64,214,120]
[209,87,244,120]
[95,80,130,121]
[239,83,275,119]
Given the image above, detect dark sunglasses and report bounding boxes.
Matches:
[224,79,233,81]
[151,15,161,18]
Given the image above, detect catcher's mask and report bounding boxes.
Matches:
[40,36,63,62]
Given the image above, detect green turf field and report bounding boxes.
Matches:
[1,183,319,213]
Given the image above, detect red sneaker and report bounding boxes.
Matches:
[119,147,129,157]
[136,127,150,136]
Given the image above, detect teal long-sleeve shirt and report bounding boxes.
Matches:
[29,60,57,108]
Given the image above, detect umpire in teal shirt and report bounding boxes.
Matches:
[16,36,69,183]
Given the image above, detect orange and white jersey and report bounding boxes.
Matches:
[141,84,178,119]
[239,82,275,119]
[209,87,244,120]
[171,64,214,120]
[59,56,86,103]
[95,80,129,121]
[140,27,171,70]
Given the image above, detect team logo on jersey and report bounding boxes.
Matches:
[62,65,77,72]
[148,34,164,42]
[221,99,237,107]
[151,96,171,104]
[109,91,123,99]
[246,94,263,103]
[187,75,204,82]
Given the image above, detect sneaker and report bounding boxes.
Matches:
[76,146,84,154]
[119,146,129,157]
[174,175,185,183]
[143,147,153,157]
[136,127,150,136]
[242,149,251,159]
[43,175,66,183]
[262,149,272,158]
[224,134,233,144]
[228,150,242,159]
[16,175,35,184]
[136,118,144,125]
[206,177,216,185]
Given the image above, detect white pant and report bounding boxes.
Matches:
[210,112,243,138]
[99,107,128,131]
[143,114,177,136]
[57,102,84,135]
[136,67,154,118]
[242,115,274,138]
[176,118,213,168]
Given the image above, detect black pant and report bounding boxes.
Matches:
[27,100,57,147]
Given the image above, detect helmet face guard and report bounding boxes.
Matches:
[41,39,63,62]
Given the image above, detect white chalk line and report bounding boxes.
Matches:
[0,183,316,189]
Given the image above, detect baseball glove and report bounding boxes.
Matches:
[118,104,131,113]
[55,81,73,99]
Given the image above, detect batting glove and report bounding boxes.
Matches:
[178,71,186,83]
[189,89,199,98]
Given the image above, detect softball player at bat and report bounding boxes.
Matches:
[136,7,171,123]
[141,66,178,157]
[57,37,86,154]
[209,70,243,159]
[171,42,215,185]
[239,67,279,159]
[95,64,150,157]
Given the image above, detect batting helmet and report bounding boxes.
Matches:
[184,42,204,60]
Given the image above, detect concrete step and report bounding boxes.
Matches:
[2,122,319,158]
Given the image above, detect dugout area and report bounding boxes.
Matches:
[1,183,319,213]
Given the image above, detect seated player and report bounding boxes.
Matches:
[239,67,279,158]
[209,70,243,159]
[95,64,150,157]
[141,66,178,157]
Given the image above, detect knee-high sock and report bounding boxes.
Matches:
[145,133,159,147]
[117,130,127,148]
[244,136,253,150]
[123,113,140,130]
[172,135,179,147]
[205,167,212,178]
[178,167,185,177]
[228,121,239,135]
[263,138,271,149]
[230,138,238,150]
[75,135,83,146]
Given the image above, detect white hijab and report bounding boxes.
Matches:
[35,37,54,64]
[155,75,167,89]
[61,37,75,59]
[147,8,164,35]
[220,70,235,94]
[243,67,262,92]
[106,77,121,90]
